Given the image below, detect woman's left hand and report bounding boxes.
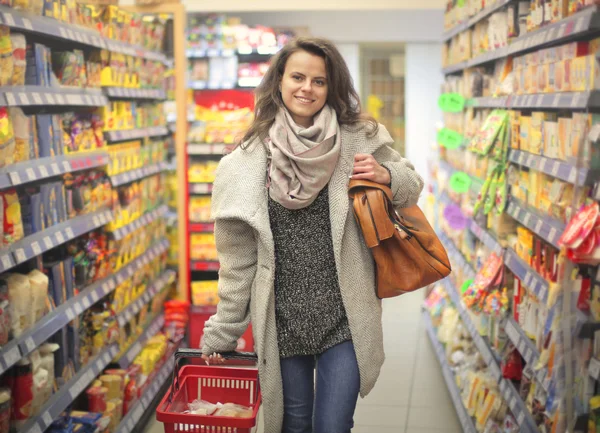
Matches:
[351,154,391,185]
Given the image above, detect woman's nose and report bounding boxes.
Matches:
[301,81,312,92]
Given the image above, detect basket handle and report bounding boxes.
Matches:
[168,348,258,403]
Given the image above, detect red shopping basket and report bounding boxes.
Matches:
[156,348,261,433]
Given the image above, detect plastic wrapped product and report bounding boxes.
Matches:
[28,269,49,324]
[185,399,218,415]
[3,273,32,337]
[0,279,10,345]
[214,403,253,418]
[39,343,59,403]
[0,26,13,87]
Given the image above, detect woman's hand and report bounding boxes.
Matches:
[351,154,391,185]
[201,352,226,365]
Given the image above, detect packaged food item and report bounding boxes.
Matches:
[0,279,10,346]
[3,273,32,338]
[28,269,49,324]
[214,403,253,418]
[38,343,58,403]
[10,33,25,86]
[185,399,218,415]
[86,386,108,413]
[99,374,122,401]
[9,107,31,163]
[0,388,10,433]
[0,107,16,169]
[10,358,33,430]
[0,26,13,87]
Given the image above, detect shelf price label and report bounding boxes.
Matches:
[437,128,464,149]
[438,93,465,113]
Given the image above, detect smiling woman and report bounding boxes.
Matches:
[201,36,424,433]
[279,50,328,128]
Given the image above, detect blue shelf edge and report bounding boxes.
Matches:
[506,198,565,249]
[423,311,478,433]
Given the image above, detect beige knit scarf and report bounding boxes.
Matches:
[267,105,341,210]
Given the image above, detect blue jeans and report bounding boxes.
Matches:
[279,340,360,433]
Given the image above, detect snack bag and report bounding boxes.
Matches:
[0,26,12,86]
[0,107,15,168]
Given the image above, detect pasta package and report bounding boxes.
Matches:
[27,270,49,325]
[0,107,16,169]
[2,190,24,246]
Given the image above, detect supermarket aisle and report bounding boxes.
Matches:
[143,290,461,433]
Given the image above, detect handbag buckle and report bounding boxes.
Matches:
[394,224,412,240]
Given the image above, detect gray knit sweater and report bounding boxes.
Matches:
[268,186,352,358]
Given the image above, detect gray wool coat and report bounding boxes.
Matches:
[201,124,424,433]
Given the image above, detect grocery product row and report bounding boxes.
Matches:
[0,3,167,60]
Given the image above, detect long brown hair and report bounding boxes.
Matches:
[240,37,378,149]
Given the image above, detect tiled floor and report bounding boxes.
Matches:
[143,290,461,433]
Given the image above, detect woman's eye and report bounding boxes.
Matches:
[293,75,302,81]
[315,80,325,86]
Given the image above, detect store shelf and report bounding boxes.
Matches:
[187,143,229,155]
[109,205,168,240]
[17,343,119,433]
[439,232,477,280]
[105,126,170,143]
[191,260,220,271]
[104,87,167,100]
[188,80,237,90]
[109,161,167,187]
[116,270,175,327]
[117,314,165,369]
[508,149,596,186]
[466,91,600,110]
[442,0,514,41]
[504,248,550,303]
[0,5,166,62]
[237,77,263,88]
[186,46,279,58]
[504,316,549,391]
[441,279,540,432]
[189,183,214,194]
[114,355,174,433]
[443,6,600,75]
[5,239,169,376]
[498,378,540,432]
[469,220,504,255]
[0,152,110,191]
[506,198,565,248]
[441,279,501,379]
[189,222,215,233]
[0,208,113,273]
[423,311,478,433]
[0,86,107,107]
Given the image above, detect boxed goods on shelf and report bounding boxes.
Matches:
[188,160,218,184]
[190,233,216,261]
[191,281,218,306]
[189,196,211,223]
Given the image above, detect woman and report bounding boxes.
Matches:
[201,37,424,433]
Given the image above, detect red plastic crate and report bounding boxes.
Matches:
[157,364,261,433]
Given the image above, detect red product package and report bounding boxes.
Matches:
[86,386,108,413]
[10,360,33,431]
[123,379,138,415]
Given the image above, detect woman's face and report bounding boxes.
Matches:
[280,50,328,128]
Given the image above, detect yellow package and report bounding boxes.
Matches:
[519,115,531,152]
[192,281,219,306]
[0,26,13,87]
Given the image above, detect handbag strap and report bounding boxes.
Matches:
[348,181,396,248]
[348,179,394,202]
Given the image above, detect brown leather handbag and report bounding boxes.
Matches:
[348,179,451,298]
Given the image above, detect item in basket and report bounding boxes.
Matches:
[214,403,253,418]
[185,399,218,415]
